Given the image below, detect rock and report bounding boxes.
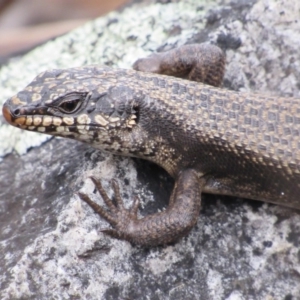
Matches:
[0,0,299,299]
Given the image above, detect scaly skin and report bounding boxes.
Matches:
[2,44,300,246]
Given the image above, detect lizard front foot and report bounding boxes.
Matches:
[79,170,205,246]
[78,177,140,242]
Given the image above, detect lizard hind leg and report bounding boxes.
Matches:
[133,43,225,87]
[78,170,204,247]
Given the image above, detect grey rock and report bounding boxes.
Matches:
[0,0,300,299]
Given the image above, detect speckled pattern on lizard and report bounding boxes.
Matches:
[2,44,300,246]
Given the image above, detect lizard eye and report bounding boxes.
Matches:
[56,93,86,114]
[59,99,81,113]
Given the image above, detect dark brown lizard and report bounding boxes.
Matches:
[2,44,300,246]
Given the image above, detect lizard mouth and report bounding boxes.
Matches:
[3,102,138,130]
[2,103,79,134]
[3,103,62,129]
[2,105,90,138]
[3,104,110,136]
[2,103,51,127]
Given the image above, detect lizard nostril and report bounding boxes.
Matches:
[14,108,21,116]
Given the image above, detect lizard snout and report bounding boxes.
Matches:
[2,102,28,127]
[2,103,14,125]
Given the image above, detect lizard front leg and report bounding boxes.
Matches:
[78,169,205,246]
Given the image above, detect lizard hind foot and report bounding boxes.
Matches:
[78,177,140,243]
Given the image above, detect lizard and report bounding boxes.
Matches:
[2,44,300,246]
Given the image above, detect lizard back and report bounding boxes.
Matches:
[126,69,300,208]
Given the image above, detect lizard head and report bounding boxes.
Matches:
[2,66,147,154]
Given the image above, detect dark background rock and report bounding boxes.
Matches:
[0,0,300,299]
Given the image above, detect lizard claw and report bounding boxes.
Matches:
[78,177,140,242]
[78,169,202,246]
